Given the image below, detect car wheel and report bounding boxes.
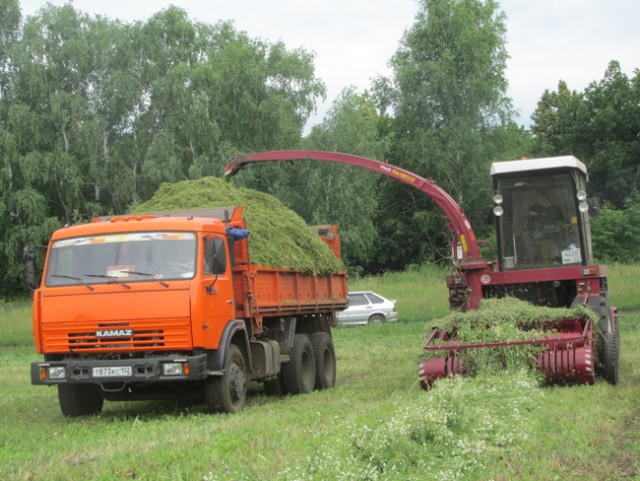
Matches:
[368,314,385,326]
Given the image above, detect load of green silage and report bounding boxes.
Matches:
[423,297,597,376]
[132,177,344,275]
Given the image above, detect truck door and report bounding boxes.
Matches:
[195,235,236,349]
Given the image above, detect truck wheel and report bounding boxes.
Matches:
[282,334,315,394]
[205,344,247,413]
[58,384,104,417]
[310,332,336,390]
[368,314,385,325]
[602,327,620,385]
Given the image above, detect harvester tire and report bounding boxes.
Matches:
[282,334,315,394]
[58,384,104,417]
[310,332,336,390]
[602,328,620,385]
[205,344,248,413]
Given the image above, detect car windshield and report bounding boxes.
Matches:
[44,231,197,287]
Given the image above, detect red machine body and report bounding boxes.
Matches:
[225,150,619,386]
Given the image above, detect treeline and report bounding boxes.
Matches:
[1,0,639,296]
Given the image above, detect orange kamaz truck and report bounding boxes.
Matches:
[25,207,347,416]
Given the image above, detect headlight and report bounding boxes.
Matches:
[577,190,587,201]
[47,366,66,380]
[493,193,503,205]
[493,206,504,217]
[579,202,589,213]
[162,362,185,376]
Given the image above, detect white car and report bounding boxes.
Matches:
[336,291,398,326]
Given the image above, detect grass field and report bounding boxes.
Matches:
[0,264,638,480]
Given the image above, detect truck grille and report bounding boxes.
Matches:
[42,319,191,353]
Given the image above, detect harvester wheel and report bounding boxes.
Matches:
[58,384,104,417]
[310,332,336,390]
[602,327,620,385]
[205,344,247,413]
[282,334,315,394]
[368,314,385,326]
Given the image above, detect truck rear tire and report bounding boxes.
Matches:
[205,344,248,413]
[58,384,104,417]
[310,332,336,390]
[282,334,315,394]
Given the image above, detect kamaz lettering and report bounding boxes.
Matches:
[95,329,134,338]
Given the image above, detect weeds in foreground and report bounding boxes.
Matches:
[204,370,543,481]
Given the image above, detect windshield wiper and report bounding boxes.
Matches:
[83,274,131,289]
[126,271,169,288]
[51,275,94,291]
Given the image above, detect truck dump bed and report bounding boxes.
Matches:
[145,207,348,320]
[233,266,347,318]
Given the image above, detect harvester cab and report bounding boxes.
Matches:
[490,156,595,275]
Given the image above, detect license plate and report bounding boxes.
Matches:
[92,366,132,378]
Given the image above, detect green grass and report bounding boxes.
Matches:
[607,263,639,311]
[1,264,639,480]
[0,298,33,347]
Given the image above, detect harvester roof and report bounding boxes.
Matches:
[490,156,587,177]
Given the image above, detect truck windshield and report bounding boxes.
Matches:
[496,173,583,270]
[44,232,197,287]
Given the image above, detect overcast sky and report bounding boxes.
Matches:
[19,0,640,130]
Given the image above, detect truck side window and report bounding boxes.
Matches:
[205,237,227,276]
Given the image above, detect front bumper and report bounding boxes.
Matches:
[31,353,208,386]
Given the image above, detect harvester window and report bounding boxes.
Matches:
[496,173,583,270]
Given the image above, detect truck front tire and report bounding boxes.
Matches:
[282,334,315,394]
[58,384,104,417]
[205,344,248,413]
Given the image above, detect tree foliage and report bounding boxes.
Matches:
[532,61,640,209]
[591,192,640,263]
[0,3,324,296]
[3,0,636,296]
[369,0,518,270]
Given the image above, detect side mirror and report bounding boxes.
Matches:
[23,246,39,291]
[206,237,227,275]
[483,206,494,225]
[587,198,600,217]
